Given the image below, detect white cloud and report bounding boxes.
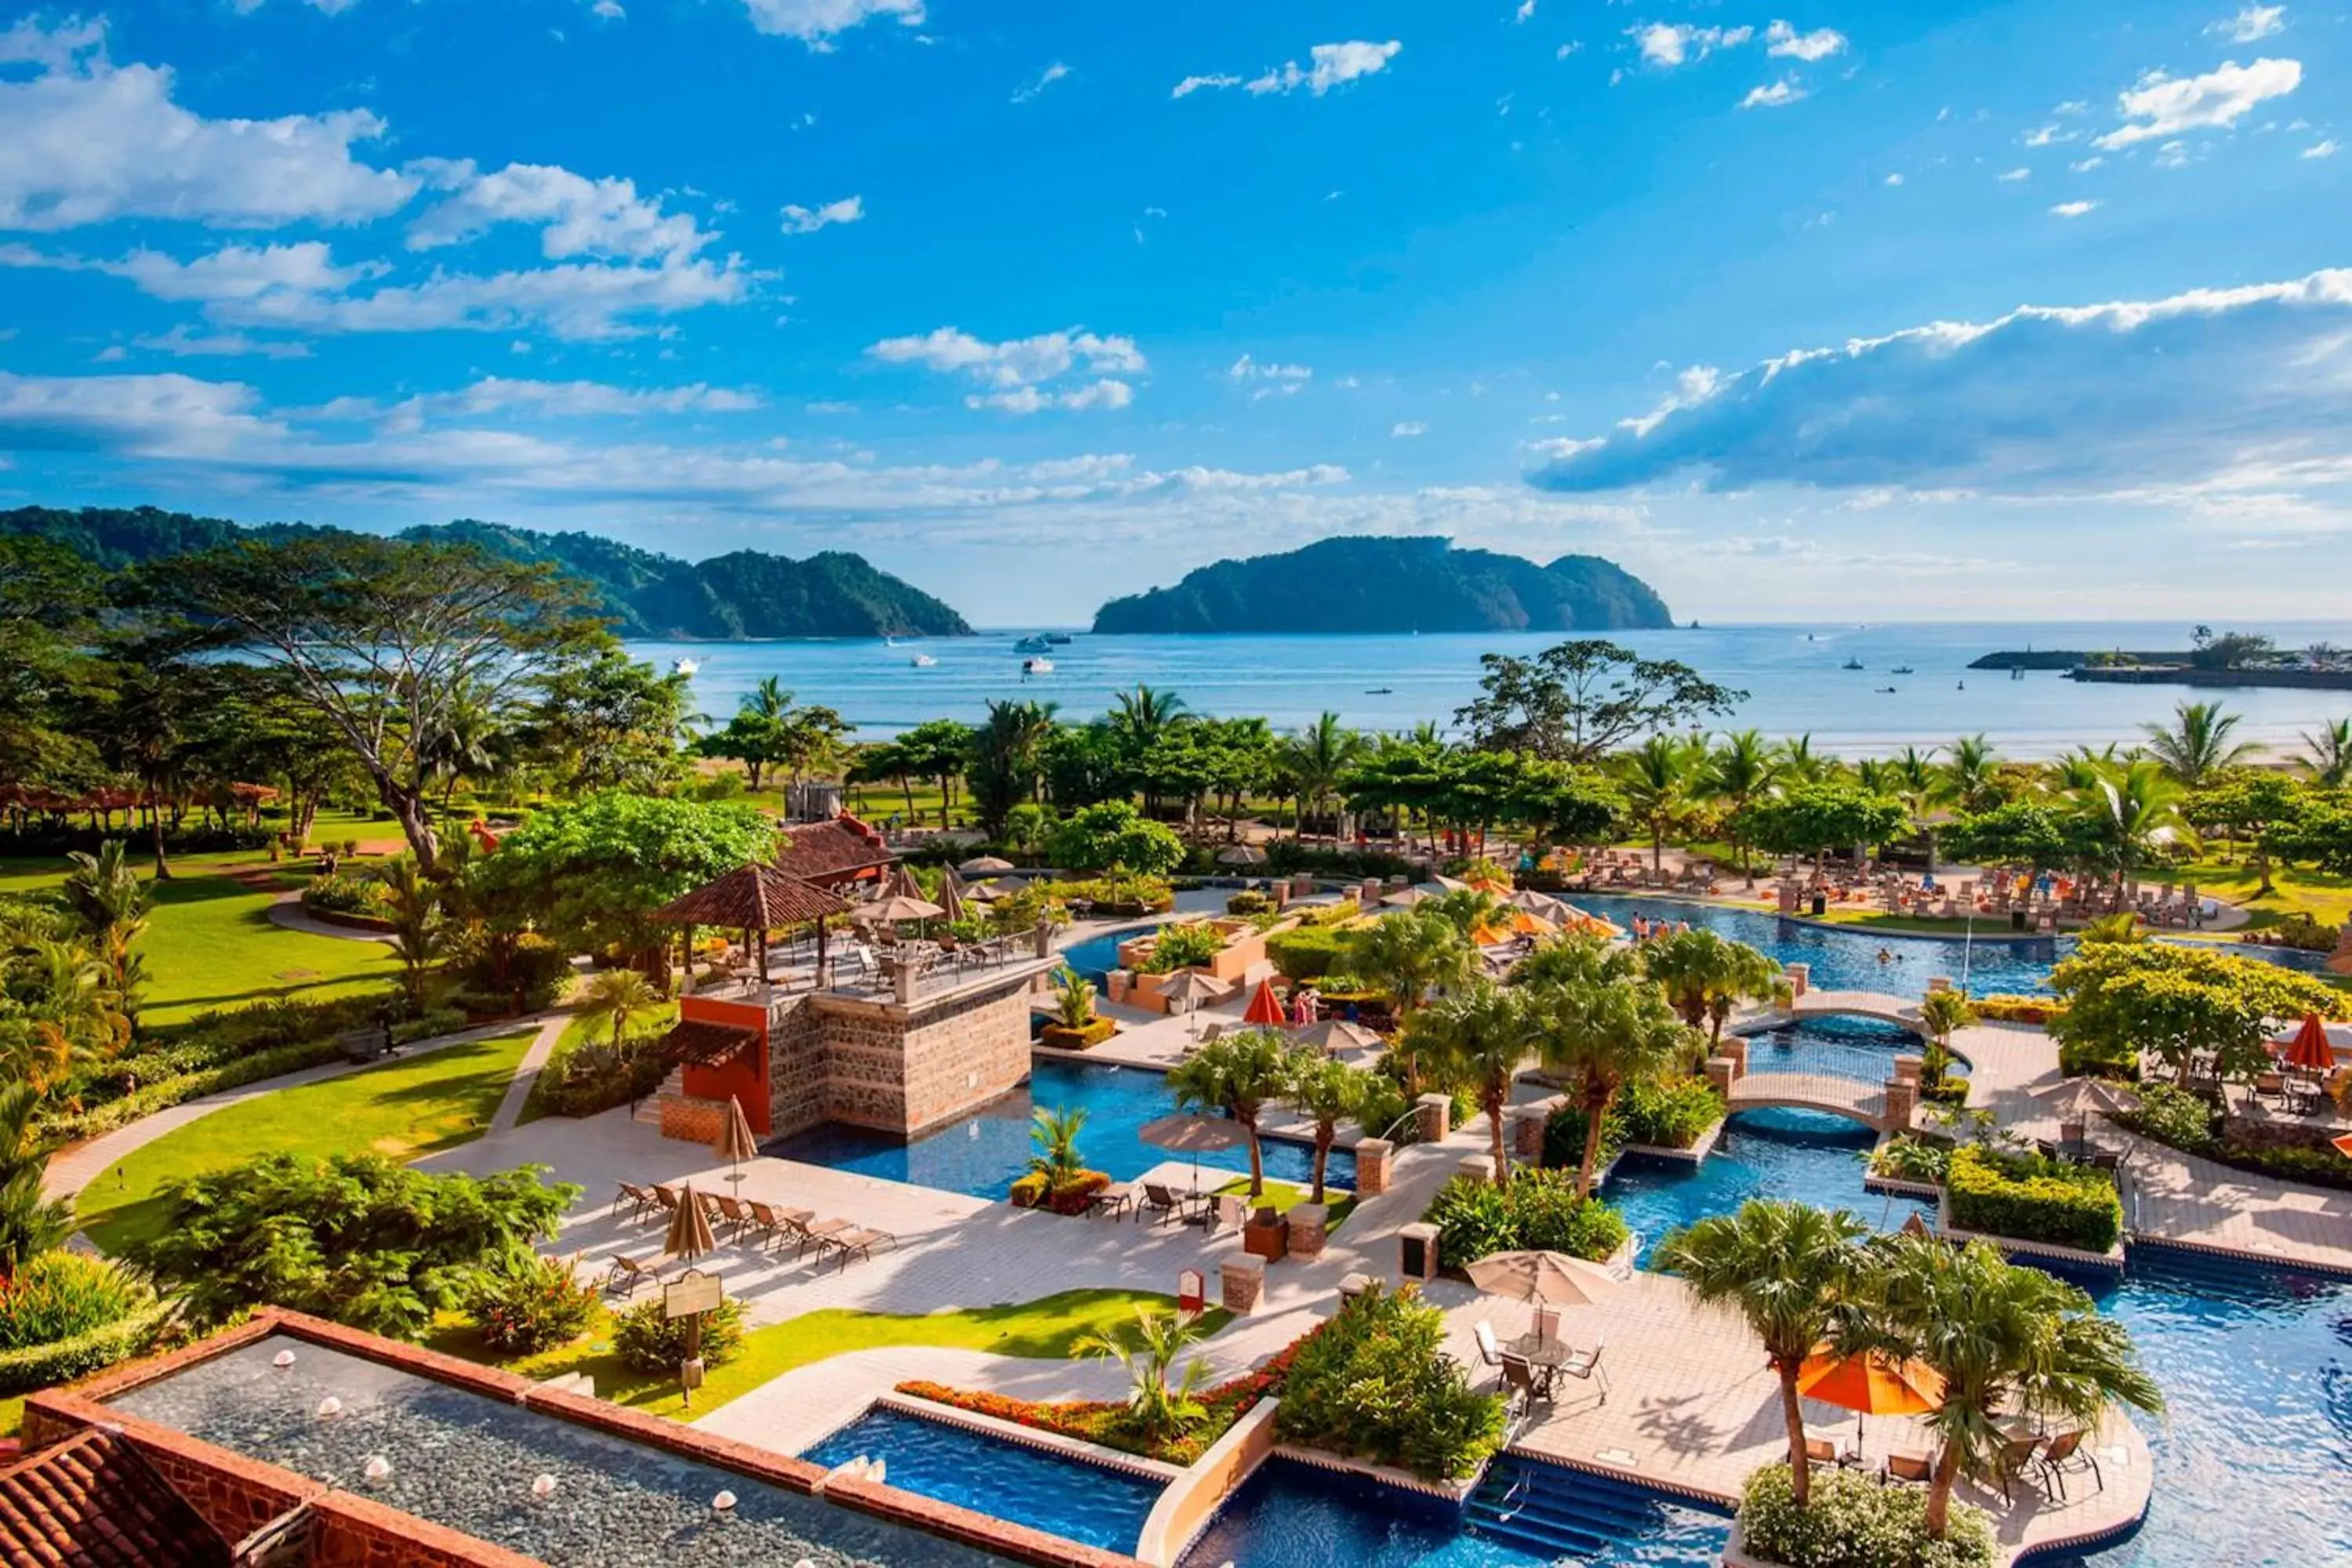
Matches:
[0,21,418,231]
[2051,200,2097,216]
[779,194,864,234]
[1883,172,1904,186]
[2070,155,2107,171]
[1229,355,1313,399]
[2096,57,2302,148]
[1556,42,1582,60]
[1999,167,2032,181]
[1178,40,1402,100]
[1011,62,1069,103]
[1392,421,1427,437]
[1631,24,1752,67]
[869,327,1145,387]
[736,0,924,49]
[1529,267,2352,504]
[1765,20,1846,61]
[1740,78,1806,110]
[1516,1,1537,21]
[406,160,714,263]
[2303,139,2338,158]
[329,377,763,430]
[965,380,1134,415]
[131,325,311,359]
[2212,5,2285,43]
[2024,124,2074,147]
[590,1,625,17]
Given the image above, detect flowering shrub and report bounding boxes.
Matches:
[1007,1169,1112,1215]
[1740,1462,1994,1568]
[1971,994,2062,1026]
[0,1253,153,1352]
[300,872,390,918]
[898,1338,1295,1465]
[464,1255,599,1356]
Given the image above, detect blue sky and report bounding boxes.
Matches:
[0,1,2346,625]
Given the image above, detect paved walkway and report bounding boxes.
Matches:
[487,1014,573,1136]
[263,887,397,943]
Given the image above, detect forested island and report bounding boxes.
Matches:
[1091,535,1673,634]
[0,506,971,640]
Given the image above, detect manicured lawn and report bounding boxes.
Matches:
[2175,856,2352,931]
[0,1395,22,1441]
[138,874,406,1025]
[516,1002,680,1126]
[1215,1176,1356,1232]
[75,1028,537,1255]
[430,1288,1230,1418]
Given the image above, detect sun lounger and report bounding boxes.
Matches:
[711,1194,754,1238]
[785,1214,857,1258]
[651,1184,683,1218]
[745,1200,812,1252]
[1994,1434,2045,1503]
[2032,1428,2103,1499]
[611,1181,659,1222]
[604,1254,660,1297]
[1880,1450,1933,1486]
[823,1227,897,1269]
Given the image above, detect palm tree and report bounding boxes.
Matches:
[1347,911,1474,1088]
[1049,966,1098,1029]
[60,839,148,1016]
[1026,1105,1089,1186]
[582,967,657,1050]
[1406,980,1530,1179]
[2077,912,2145,946]
[377,856,445,1011]
[1166,1027,1290,1197]
[1915,989,1976,1098]
[1525,972,1699,1196]
[1944,734,2001,813]
[2140,701,2253,787]
[1072,1307,1214,1441]
[2297,717,2352,787]
[0,1081,73,1280]
[1775,733,1833,786]
[4,940,118,1092]
[1510,928,1643,993]
[1705,729,1782,884]
[1109,685,1189,815]
[1283,1048,1367,1205]
[1282,711,1364,843]
[1618,734,1703,875]
[1850,1232,2163,1538]
[2074,760,2189,907]
[1427,887,1505,939]
[1641,927,1782,1050]
[1655,1200,1871,1510]
[1891,745,1950,864]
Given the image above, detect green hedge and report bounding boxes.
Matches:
[1946,1145,2122,1253]
[1265,926,1349,981]
[1272,1283,1504,1481]
[1543,1076,1724,1166]
[1423,1169,1629,1272]
[0,1303,174,1396]
[2119,1083,2352,1194]
[1039,1018,1116,1050]
[1739,1462,1994,1568]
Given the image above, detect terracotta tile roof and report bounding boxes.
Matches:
[649,863,852,929]
[659,1018,763,1068]
[0,1428,232,1568]
[774,818,896,884]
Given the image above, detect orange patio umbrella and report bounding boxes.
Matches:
[1508,909,1556,937]
[1242,978,1287,1027]
[1796,1347,1945,1449]
[1469,921,1514,946]
[2332,1133,2352,1162]
[2281,1013,2338,1074]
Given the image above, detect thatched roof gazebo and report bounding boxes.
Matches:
[652,863,853,982]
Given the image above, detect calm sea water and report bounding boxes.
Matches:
[632,619,2352,757]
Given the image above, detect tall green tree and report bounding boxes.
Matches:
[2140,701,2253,788]
[1165,1027,1291,1197]
[60,840,150,1022]
[1282,1048,1368,1205]
[1704,729,1782,882]
[1454,639,1744,763]
[1282,711,1365,842]
[1642,927,1782,1050]
[1406,980,1530,1179]
[1617,733,1706,875]
[2296,717,2352,788]
[1525,970,1699,1196]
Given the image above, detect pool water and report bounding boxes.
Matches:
[1739,1015,1968,1087]
[770,1058,1356,1200]
[803,1408,1164,1555]
[1058,923,1161,986]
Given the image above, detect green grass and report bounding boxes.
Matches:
[138,874,406,1025]
[0,1395,22,1441]
[74,1028,537,1255]
[1216,1176,1356,1232]
[429,1288,1229,1419]
[516,1003,680,1127]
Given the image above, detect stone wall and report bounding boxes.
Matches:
[764,965,1046,1142]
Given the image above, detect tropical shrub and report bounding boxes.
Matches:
[1971,993,2063,1027]
[1867,1134,1952,1185]
[1272,1282,1505,1481]
[1049,875,1175,915]
[1139,922,1225,975]
[1944,1145,2122,1253]
[2118,1082,2218,1154]
[1047,802,1186,877]
[463,1255,600,1356]
[1265,924,1351,981]
[2118,1083,2352,1192]
[896,1346,1282,1467]
[1225,890,1275,916]
[1039,1018,1115,1050]
[1613,1074,1726,1149]
[1738,1462,1994,1568]
[445,928,573,1015]
[300,872,390,917]
[0,1301,172,1396]
[131,1153,579,1338]
[1423,1170,1629,1271]
[523,1025,672,1122]
[613,1294,746,1374]
[0,1252,154,1352]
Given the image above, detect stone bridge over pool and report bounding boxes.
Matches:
[1784,988,1932,1039]
[1724,1069,1893,1131]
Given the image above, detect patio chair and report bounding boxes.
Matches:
[1880,1451,1933,1487]
[610,1181,659,1222]
[603,1254,660,1298]
[1207,1193,1249,1236]
[785,1214,858,1259]
[711,1194,754,1239]
[1994,1434,2045,1504]
[1552,1338,1610,1406]
[1499,1352,1552,1410]
[745,1200,813,1253]
[2033,1428,2104,1500]
[1140,1183,1189,1225]
[824,1227,898,1270]
[650,1185,683,1218]
[1472,1321,1506,1376]
[1804,1431,1857,1469]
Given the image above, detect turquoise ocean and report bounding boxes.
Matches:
[629,619,2352,758]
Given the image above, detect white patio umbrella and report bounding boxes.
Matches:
[1430,873,1473,892]
[1505,888,1570,919]
[959,855,1016,876]
[855,894,946,924]
[1158,971,1236,1010]
[1380,885,1439,909]
[1136,1112,1247,1194]
[1467,1249,1623,1309]
[2029,1076,2137,1118]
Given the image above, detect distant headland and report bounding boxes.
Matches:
[1971,630,2352,691]
[1090,535,1674,635]
[0,506,973,641]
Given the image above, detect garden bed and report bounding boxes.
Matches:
[1944,1144,2123,1255]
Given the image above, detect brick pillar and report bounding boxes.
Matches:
[1513,1103,1554,1163]
[1459,1153,1496,1185]
[1893,1054,1924,1084]
[1882,1075,1918,1135]
[1287,1203,1329,1260]
[1414,1092,1452,1143]
[894,960,916,1004]
[1220,1255,1265,1313]
[1033,918,1054,960]
[1927,975,1952,994]
[1399,1222,1441,1283]
[1352,1138,1393,1196]
[1105,970,1132,1005]
[1705,1056,1736,1098]
[1785,962,1809,998]
[1719,1036,1748,1080]
[1360,879,1382,909]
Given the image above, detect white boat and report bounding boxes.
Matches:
[671,658,699,677]
[1014,634,1053,653]
[910,654,937,668]
[1022,657,1055,677]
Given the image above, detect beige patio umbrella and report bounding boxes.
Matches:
[855,894,946,924]
[936,865,968,923]
[2030,1076,2137,1117]
[959,855,1016,876]
[1467,1249,1622,1309]
[1292,1018,1384,1057]
[1215,844,1269,866]
[1430,873,1473,892]
[663,1181,716,1261]
[1505,888,1570,919]
[1159,971,1236,1011]
[1137,1112,1247,1194]
[714,1096,760,1186]
[1380,885,1438,909]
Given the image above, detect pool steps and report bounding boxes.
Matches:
[1465,1454,1722,1559]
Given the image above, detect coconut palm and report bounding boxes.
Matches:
[1348,911,1473,1091]
[1618,733,1705,875]
[1166,1026,1290,1197]
[1641,927,1783,1050]
[1282,711,1365,843]
[1406,980,1531,1179]
[2074,760,2190,906]
[60,839,148,1017]
[1848,1232,2162,1538]
[2140,701,2253,788]
[1073,1307,1215,1441]
[1654,1200,1872,1510]
[1283,1048,1368,1205]
[1775,733,1833,786]
[0,1081,72,1279]
[1705,729,1782,883]
[1944,735,2002,813]
[2297,717,2352,788]
[1510,928,1645,993]
[1427,887,1505,939]
[1891,745,1951,863]
[1025,1105,1089,1186]
[1525,972,1700,1197]
[582,967,657,1051]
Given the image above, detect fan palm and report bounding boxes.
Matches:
[1846,1232,2162,1537]
[1619,733,1706,876]
[1282,711,1365,843]
[1283,1048,1368,1204]
[1073,1307,1214,1441]
[1641,927,1782,1049]
[582,967,658,1050]
[1166,1027,1290,1196]
[2140,701,2253,787]
[1406,980,1531,1179]
[2297,717,2352,787]
[1655,1200,1871,1510]
[1525,972,1699,1197]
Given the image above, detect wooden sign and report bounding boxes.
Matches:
[664,1269,724,1319]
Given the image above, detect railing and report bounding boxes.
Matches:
[1744,1040,1927,1087]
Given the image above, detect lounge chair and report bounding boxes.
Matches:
[1994,1434,2045,1503]
[784,1214,857,1259]
[1140,1182,1193,1226]
[1805,1428,1858,1468]
[610,1181,659,1222]
[711,1194,754,1238]
[1880,1451,1933,1487]
[650,1184,683,1218]
[824,1226,897,1270]
[604,1254,660,1297]
[745,1200,812,1252]
[2033,1428,2103,1500]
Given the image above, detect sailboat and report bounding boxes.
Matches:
[1842,658,1865,671]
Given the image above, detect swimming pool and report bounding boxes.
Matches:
[770,1058,1357,1200]
[803,1408,1164,1555]
[1738,1014,1967,1086]
[1056,923,1162,986]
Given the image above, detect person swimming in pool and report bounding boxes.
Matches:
[1876,947,1896,965]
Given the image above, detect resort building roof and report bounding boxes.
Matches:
[0,1426,230,1568]
[775,815,898,886]
[651,863,852,930]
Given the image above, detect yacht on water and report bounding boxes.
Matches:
[909,654,937,667]
[671,658,699,677]
[1022,657,1055,677]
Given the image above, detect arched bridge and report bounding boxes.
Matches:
[1726,1070,1894,1131]
[1786,989,1931,1039]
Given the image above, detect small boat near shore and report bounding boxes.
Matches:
[1022,657,1055,677]
[1013,634,1053,653]
[909,654,936,668]
[1842,658,1865,671]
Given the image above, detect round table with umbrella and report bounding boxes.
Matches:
[1159,970,1236,1016]
[1291,1018,1384,1061]
[1467,1249,1621,1383]
[2278,1011,2339,1106]
[1795,1346,1945,1457]
[1135,1112,1247,1199]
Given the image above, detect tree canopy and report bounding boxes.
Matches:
[1454,639,1745,763]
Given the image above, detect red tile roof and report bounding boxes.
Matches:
[659,1018,763,1068]
[775,818,896,884]
[0,1428,232,1568]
